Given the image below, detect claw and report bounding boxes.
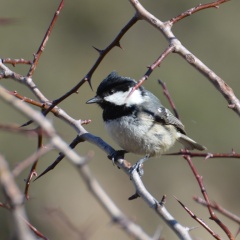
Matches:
[108,150,127,166]
[129,155,149,177]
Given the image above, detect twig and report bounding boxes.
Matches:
[2,58,32,66]
[165,149,240,159]
[194,196,240,224]
[42,15,139,116]
[129,45,174,96]
[24,132,44,199]
[183,155,235,240]
[175,196,222,240]
[129,0,240,116]
[170,0,231,24]
[0,155,36,240]
[27,0,64,77]
[158,79,180,119]
[12,144,53,177]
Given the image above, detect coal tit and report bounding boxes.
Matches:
[87,72,206,170]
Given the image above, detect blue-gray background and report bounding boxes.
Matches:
[0,0,240,239]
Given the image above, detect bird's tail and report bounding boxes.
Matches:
[177,133,206,151]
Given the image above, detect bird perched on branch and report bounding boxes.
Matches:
[87,72,206,173]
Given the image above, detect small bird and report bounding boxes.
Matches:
[86,72,206,172]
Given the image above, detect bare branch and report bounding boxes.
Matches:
[170,0,231,24]
[129,0,240,116]
[0,155,36,240]
[183,155,235,240]
[194,197,240,224]
[175,196,222,240]
[27,0,65,77]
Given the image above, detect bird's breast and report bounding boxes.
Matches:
[104,115,178,156]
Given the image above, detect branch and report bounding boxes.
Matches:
[0,155,36,240]
[0,85,192,240]
[194,197,240,224]
[165,149,240,159]
[175,197,222,240]
[170,0,231,24]
[43,14,139,116]
[158,79,180,119]
[27,0,64,77]
[183,155,235,240]
[129,0,240,116]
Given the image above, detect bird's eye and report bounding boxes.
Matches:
[109,89,115,94]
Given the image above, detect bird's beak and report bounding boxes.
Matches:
[86,96,102,104]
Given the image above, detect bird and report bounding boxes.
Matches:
[86,71,206,173]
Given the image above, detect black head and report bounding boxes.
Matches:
[86,71,145,109]
[96,71,137,97]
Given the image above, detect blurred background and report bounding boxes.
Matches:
[0,0,240,239]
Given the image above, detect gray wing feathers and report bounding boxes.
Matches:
[177,133,206,151]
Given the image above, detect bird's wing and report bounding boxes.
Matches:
[141,91,186,134]
[155,106,186,134]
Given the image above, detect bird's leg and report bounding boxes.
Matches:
[129,155,150,177]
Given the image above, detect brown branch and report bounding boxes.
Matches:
[175,196,222,240]
[24,132,43,200]
[129,45,174,96]
[129,0,240,117]
[42,15,139,116]
[194,197,240,225]
[27,0,64,77]
[165,149,240,159]
[170,0,231,25]
[13,144,52,177]
[2,58,32,66]
[158,79,180,119]
[184,155,235,240]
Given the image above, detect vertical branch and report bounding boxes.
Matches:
[0,155,35,240]
[184,155,235,240]
[27,0,64,77]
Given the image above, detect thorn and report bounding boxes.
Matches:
[92,46,102,54]
[159,194,167,206]
[205,153,213,160]
[84,76,93,91]
[80,119,92,125]
[228,103,235,109]
[88,79,93,91]
[20,120,34,127]
[128,192,140,200]
[116,42,123,49]
[187,226,199,232]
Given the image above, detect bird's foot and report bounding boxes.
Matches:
[108,150,127,166]
[129,155,149,177]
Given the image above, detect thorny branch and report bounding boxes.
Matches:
[129,0,240,116]
[175,197,222,240]
[0,0,238,239]
[183,155,235,240]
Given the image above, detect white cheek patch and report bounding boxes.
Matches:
[104,88,144,106]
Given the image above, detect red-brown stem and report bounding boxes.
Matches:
[165,150,240,159]
[27,0,64,77]
[2,58,32,66]
[158,79,180,119]
[175,197,222,240]
[129,45,175,97]
[24,132,43,200]
[194,196,240,224]
[170,0,230,25]
[184,155,235,240]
